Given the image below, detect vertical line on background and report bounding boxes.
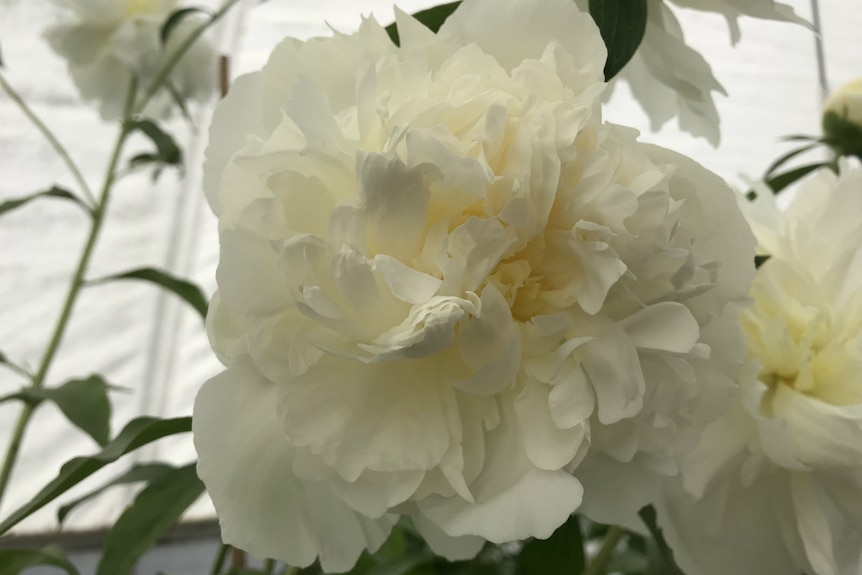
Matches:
[810,0,829,101]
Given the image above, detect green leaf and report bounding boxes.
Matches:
[823,110,862,158]
[0,387,43,408]
[0,186,88,217]
[0,416,192,535]
[638,506,685,575]
[0,546,80,575]
[516,513,584,574]
[385,2,460,46]
[766,162,832,194]
[58,462,176,525]
[42,375,113,446]
[96,463,205,575]
[0,351,30,379]
[127,119,183,170]
[589,0,648,80]
[89,267,208,319]
[755,255,770,269]
[764,142,821,177]
[160,7,211,45]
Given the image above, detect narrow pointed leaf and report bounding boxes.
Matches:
[90,267,207,319]
[0,387,43,407]
[0,186,88,216]
[589,0,648,80]
[0,416,192,535]
[0,546,80,575]
[516,513,584,574]
[764,142,821,177]
[160,7,211,45]
[766,162,832,193]
[385,2,460,46]
[0,350,30,379]
[42,375,112,446]
[95,463,205,575]
[638,506,685,575]
[128,119,183,167]
[58,463,177,525]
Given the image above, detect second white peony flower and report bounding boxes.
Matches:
[193,0,756,571]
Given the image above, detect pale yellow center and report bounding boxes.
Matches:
[125,0,160,16]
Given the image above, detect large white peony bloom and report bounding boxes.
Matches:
[576,0,808,145]
[658,162,862,575]
[193,0,755,570]
[45,0,216,120]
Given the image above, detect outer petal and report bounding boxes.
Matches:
[439,0,606,80]
[193,359,395,572]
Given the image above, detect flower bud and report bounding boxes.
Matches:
[823,78,862,158]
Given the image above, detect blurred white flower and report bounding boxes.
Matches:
[658,162,862,575]
[579,0,809,145]
[824,78,862,128]
[193,0,755,569]
[44,0,216,120]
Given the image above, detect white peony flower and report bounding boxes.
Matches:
[657,162,862,575]
[824,78,862,128]
[576,0,808,145]
[193,0,755,570]
[44,0,216,120]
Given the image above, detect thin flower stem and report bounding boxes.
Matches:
[210,544,230,575]
[0,71,96,208]
[263,558,276,574]
[0,76,138,513]
[138,0,243,112]
[582,526,626,575]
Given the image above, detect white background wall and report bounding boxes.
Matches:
[0,0,860,571]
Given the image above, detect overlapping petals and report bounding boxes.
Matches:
[194,0,755,569]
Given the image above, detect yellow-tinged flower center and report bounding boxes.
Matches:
[125,0,161,16]
[743,263,862,410]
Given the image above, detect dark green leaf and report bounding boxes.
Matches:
[638,506,685,575]
[823,110,862,158]
[0,186,88,217]
[589,0,648,80]
[781,134,822,142]
[516,513,584,575]
[0,387,43,407]
[58,463,176,524]
[89,267,208,319]
[385,2,460,46]
[766,162,832,194]
[42,375,113,446]
[755,255,770,268]
[96,463,205,575]
[160,7,211,45]
[764,142,821,177]
[128,119,183,168]
[0,546,80,575]
[0,416,192,535]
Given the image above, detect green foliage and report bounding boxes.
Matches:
[160,7,212,45]
[0,186,89,217]
[57,462,176,524]
[637,506,685,575]
[0,350,29,379]
[0,545,79,575]
[767,162,834,194]
[517,514,584,575]
[588,0,648,80]
[823,110,862,158]
[385,2,460,46]
[0,375,113,445]
[96,463,205,575]
[88,267,208,319]
[127,119,183,178]
[0,416,192,534]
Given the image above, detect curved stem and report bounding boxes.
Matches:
[0,71,96,208]
[138,0,243,112]
[583,526,625,575]
[0,77,138,513]
[209,544,230,575]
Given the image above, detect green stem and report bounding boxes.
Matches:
[138,0,243,112]
[0,71,96,208]
[210,544,230,575]
[0,76,138,513]
[582,526,625,575]
[263,558,276,574]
